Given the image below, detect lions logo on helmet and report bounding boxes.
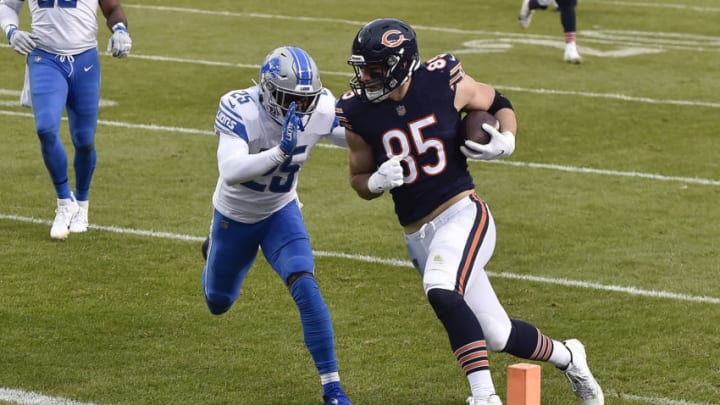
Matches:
[347,18,420,103]
[259,46,322,125]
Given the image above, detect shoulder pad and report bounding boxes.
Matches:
[423,53,464,88]
[214,90,260,141]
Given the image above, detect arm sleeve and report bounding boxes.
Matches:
[216,131,287,185]
[0,0,22,36]
[322,117,348,148]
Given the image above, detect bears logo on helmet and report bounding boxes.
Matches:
[347,18,420,103]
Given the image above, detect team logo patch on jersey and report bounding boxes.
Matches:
[396,105,407,116]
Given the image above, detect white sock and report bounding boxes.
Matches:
[320,371,340,385]
[549,339,572,369]
[468,369,496,397]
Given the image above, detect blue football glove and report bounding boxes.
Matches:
[279,102,301,156]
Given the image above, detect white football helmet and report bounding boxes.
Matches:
[259,46,323,125]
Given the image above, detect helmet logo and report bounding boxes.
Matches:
[261,57,281,78]
[381,29,408,48]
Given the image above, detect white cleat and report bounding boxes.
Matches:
[467,394,502,405]
[50,197,79,240]
[564,42,582,64]
[562,339,604,405]
[70,200,89,233]
[518,0,534,29]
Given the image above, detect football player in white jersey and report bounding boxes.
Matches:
[0,0,132,239]
[201,46,352,405]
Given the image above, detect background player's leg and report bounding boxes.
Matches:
[29,50,77,239]
[67,49,101,232]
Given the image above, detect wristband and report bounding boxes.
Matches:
[6,25,17,42]
[111,22,128,33]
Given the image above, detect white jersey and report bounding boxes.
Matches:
[212,86,339,224]
[27,0,98,55]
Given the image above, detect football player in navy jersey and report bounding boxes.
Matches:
[0,0,132,239]
[335,18,602,405]
[202,46,351,405]
[519,0,582,63]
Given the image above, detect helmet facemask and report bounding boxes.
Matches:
[349,50,417,103]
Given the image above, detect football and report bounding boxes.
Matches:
[460,110,498,145]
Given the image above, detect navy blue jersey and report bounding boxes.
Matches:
[336,53,475,226]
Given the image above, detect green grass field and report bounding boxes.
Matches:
[1,0,718,404]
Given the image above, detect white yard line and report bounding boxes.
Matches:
[0,388,103,405]
[2,4,718,405]
[1,108,718,187]
[0,213,719,405]
[1,213,718,306]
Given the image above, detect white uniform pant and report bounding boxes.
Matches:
[404,193,512,352]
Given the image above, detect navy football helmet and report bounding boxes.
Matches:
[259,46,322,125]
[348,18,420,103]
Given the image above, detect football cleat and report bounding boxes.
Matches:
[562,339,604,404]
[518,0,535,29]
[69,200,89,233]
[467,394,502,405]
[564,42,582,64]
[323,392,352,405]
[50,196,79,240]
[322,383,352,405]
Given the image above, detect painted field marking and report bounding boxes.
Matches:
[115,4,720,58]
[0,388,103,405]
[1,109,718,187]
[1,213,718,306]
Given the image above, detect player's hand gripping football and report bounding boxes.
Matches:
[460,123,516,160]
[279,101,302,157]
[367,155,405,194]
[6,26,36,55]
[107,23,132,58]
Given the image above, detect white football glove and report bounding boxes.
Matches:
[460,123,516,160]
[6,26,36,55]
[107,23,132,58]
[367,155,405,194]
